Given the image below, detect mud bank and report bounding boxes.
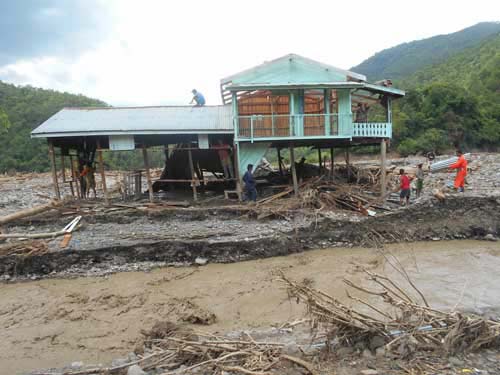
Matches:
[3,240,500,374]
[1,196,499,277]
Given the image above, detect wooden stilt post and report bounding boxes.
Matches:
[70,155,81,199]
[48,140,61,200]
[289,142,299,196]
[97,142,109,205]
[381,139,387,198]
[317,148,322,174]
[330,147,334,171]
[277,147,283,176]
[61,153,75,197]
[187,149,198,201]
[142,145,154,203]
[345,148,351,181]
[233,142,242,201]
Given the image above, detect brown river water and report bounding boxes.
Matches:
[1,240,500,374]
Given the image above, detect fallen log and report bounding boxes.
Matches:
[0,200,64,226]
[0,230,67,240]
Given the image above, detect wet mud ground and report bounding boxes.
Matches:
[1,240,500,374]
[1,153,500,374]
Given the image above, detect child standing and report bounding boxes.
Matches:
[399,168,411,206]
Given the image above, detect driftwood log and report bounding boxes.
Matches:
[0,200,64,226]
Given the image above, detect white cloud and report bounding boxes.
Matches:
[0,0,498,106]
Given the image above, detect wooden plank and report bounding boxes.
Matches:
[60,233,72,248]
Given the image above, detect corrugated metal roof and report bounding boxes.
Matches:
[32,105,234,138]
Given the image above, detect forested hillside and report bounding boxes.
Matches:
[0,81,106,172]
[393,34,500,155]
[352,22,500,81]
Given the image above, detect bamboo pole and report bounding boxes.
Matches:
[289,143,299,196]
[97,142,109,205]
[142,145,154,203]
[187,148,198,202]
[48,140,61,200]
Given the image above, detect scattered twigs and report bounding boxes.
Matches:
[278,269,500,360]
[280,354,318,375]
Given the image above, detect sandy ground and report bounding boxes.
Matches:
[1,240,500,374]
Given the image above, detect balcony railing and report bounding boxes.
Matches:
[352,122,392,138]
[235,114,348,140]
[235,114,392,141]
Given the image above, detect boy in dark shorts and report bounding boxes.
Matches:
[399,168,411,206]
[416,163,424,198]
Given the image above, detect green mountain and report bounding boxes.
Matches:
[0,81,106,172]
[352,22,500,81]
[402,33,500,90]
[393,34,500,155]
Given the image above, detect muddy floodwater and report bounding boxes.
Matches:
[2,240,500,374]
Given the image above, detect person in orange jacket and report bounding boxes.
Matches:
[449,149,467,192]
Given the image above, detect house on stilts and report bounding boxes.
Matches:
[32,54,405,201]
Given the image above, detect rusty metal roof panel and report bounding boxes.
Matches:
[32,105,234,138]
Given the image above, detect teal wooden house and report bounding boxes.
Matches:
[221,54,404,193]
[33,54,404,201]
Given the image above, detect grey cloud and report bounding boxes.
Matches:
[0,0,111,65]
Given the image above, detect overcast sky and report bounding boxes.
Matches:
[0,0,498,106]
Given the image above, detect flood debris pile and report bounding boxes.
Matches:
[251,175,392,220]
[35,321,317,375]
[0,239,49,257]
[279,268,500,369]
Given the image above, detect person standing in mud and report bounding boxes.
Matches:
[242,164,257,202]
[416,163,424,198]
[449,149,468,192]
[399,168,411,206]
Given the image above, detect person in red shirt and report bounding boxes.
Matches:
[449,149,467,192]
[399,168,412,206]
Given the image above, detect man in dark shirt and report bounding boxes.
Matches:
[242,164,257,202]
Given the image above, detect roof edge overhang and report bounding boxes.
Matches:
[224,82,405,97]
[362,83,405,97]
[31,129,235,139]
[226,82,365,92]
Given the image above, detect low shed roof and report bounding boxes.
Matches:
[32,105,234,138]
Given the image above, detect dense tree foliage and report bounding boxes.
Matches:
[0,81,106,172]
[352,22,500,81]
[0,23,498,172]
[393,34,500,155]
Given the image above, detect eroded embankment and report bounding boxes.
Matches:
[1,196,499,277]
